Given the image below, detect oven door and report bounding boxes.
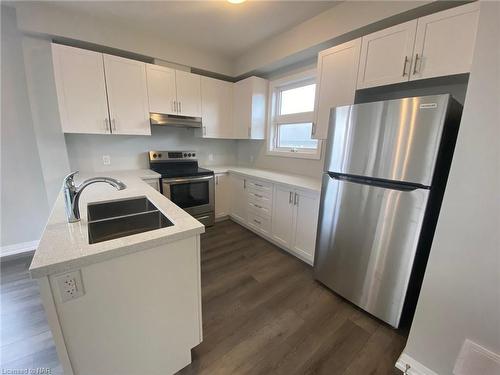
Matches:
[162,175,215,217]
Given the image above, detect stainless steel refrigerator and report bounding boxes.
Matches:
[314,94,462,328]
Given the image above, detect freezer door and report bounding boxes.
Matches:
[314,174,429,327]
[325,95,450,186]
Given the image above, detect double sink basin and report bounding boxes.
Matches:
[87,197,173,244]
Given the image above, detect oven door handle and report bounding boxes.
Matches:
[162,175,214,184]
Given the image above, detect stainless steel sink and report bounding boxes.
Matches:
[87,197,173,244]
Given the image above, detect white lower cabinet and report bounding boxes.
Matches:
[215,173,230,220]
[229,174,247,224]
[227,172,320,265]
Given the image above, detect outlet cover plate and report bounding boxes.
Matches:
[55,270,85,302]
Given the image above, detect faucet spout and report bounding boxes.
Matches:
[63,172,126,223]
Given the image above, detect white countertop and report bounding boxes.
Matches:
[29,169,204,278]
[204,166,322,192]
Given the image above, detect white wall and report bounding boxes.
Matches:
[12,2,233,76]
[1,6,50,248]
[401,2,500,374]
[65,127,238,173]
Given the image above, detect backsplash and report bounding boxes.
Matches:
[65,126,238,172]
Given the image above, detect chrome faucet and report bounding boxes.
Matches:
[63,171,126,223]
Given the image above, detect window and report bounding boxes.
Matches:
[267,69,321,159]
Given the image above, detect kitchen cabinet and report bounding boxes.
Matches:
[146,64,177,115]
[271,185,295,248]
[52,44,110,134]
[357,3,479,88]
[313,39,361,139]
[357,21,417,89]
[233,76,268,139]
[411,2,479,81]
[229,174,247,223]
[103,54,150,135]
[215,173,230,220]
[290,189,320,261]
[175,70,202,118]
[142,178,160,191]
[272,184,320,263]
[199,77,233,138]
[52,44,150,135]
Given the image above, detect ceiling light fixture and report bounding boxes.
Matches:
[227,0,246,4]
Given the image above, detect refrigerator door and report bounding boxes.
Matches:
[325,95,450,187]
[314,174,429,327]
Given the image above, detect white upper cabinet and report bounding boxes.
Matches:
[233,76,268,140]
[313,38,362,139]
[175,70,202,118]
[52,44,110,134]
[103,54,151,136]
[200,76,233,138]
[411,2,479,81]
[357,20,417,89]
[291,189,320,262]
[146,64,177,115]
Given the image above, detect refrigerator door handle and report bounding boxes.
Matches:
[328,173,426,192]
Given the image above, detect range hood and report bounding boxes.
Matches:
[150,112,202,128]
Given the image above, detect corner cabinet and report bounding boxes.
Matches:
[313,38,361,140]
[199,77,233,138]
[233,76,268,140]
[52,44,150,135]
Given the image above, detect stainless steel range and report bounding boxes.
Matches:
[148,151,214,226]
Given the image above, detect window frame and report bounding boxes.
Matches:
[266,68,322,160]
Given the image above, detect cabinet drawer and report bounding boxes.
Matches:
[246,179,272,194]
[247,212,271,236]
[248,190,272,209]
[248,201,271,218]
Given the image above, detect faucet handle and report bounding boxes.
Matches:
[64,171,79,188]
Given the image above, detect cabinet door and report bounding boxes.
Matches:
[232,78,251,139]
[411,2,479,81]
[200,77,233,138]
[313,39,361,140]
[291,189,320,263]
[229,174,247,224]
[215,173,231,219]
[175,71,201,118]
[357,20,417,90]
[52,44,110,134]
[103,55,150,135]
[271,184,295,248]
[146,64,177,115]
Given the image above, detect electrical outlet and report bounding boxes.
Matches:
[102,155,111,165]
[208,153,214,162]
[55,270,85,302]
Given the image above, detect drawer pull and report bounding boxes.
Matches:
[254,183,264,187]
[254,204,262,209]
[254,193,263,198]
[253,219,261,225]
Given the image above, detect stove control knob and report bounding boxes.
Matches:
[188,153,192,157]
[152,153,157,158]
[158,153,162,158]
[192,153,196,157]
[183,153,187,157]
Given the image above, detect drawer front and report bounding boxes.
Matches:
[247,179,272,194]
[248,201,271,217]
[247,212,271,236]
[247,190,272,209]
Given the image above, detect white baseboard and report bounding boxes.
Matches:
[0,240,39,260]
[396,353,439,375]
[454,339,500,375]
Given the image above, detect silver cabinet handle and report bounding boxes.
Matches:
[174,101,177,113]
[243,179,246,189]
[104,118,110,132]
[203,126,206,136]
[289,191,293,204]
[413,53,420,75]
[179,101,182,113]
[402,56,409,76]
[254,204,262,209]
[172,100,175,113]
[112,118,117,131]
[215,175,219,185]
[254,193,263,198]
[253,219,261,225]
[294,192,299,206]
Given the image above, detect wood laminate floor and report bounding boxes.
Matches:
[1,220,406,374]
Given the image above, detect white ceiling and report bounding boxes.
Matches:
[44,1,340,59]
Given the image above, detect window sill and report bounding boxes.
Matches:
[266,149,321,160]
